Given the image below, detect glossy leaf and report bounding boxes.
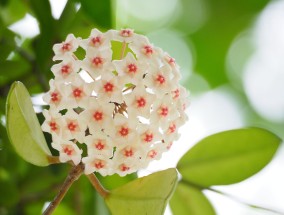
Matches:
[79,0,112,28]
[57,0,78,38]
[170,183,216,215]
[178,128,281,186]
[0,178,19,207]
[105,168,178,215]
[6,81,52,166]
[190,0,269,87]
[0,60,30,86]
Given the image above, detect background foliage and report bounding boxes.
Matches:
[0,0,283,214]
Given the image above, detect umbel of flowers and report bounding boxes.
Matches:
[42,29,188,176]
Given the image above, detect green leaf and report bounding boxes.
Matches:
[105,168,178,215]
[56,0,77,38]
[0,178,19,207]
[6,81,52,166]
[28,0,54,31]
[170,183,216,215]
[0,60,30,86]
[0,28,15,62]
[178,128,282,186]
[79,0,112,28]
[190,0,270,87]
[97,172,137,190]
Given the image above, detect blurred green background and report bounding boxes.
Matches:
[0,0,284,214]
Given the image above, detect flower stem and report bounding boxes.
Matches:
[120,41,127,60]
[42,163,84,215]
[86,174,110,198]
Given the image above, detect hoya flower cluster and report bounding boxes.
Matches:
[42,29,188,176]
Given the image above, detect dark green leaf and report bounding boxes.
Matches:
[0,178,19,207]
[56,0,78,37]
[79,0,112,28]
[105,168,178,215]
[178,128,281,186]
[170,183,216,215]
[97,172,137,190]
[0,0,28,25]
[0,60,30,86]
[6,81,53,166]
[28,0,54,31]
[0,29,15,62]
[190,0,270,87]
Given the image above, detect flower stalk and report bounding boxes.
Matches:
[86,173,110,198]
[42,163,84,215]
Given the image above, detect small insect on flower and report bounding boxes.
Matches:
[42,28,189,176]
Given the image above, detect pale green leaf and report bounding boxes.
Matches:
[170,183,216,215]
[178,128,281,186]
[105,168,178,215]
[6,81,52,166]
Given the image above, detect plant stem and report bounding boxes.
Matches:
[42,163,84,215]
[86,174,110,198]
[181,180,284,215]
[120,42,127,60]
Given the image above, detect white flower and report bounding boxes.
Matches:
[113,52,148,85]
[82,99,115,136]
[143,64,175,98]
[41,109,64,138]
[64,74,94,109]
[94,73,124,103]
[53,34,79,61]
[43,28,189,176]
[129,35,157,60]
[51,56,80,82]
[61,109,88,143]
[42,79,65,110]
[124,83,156,119]
[109,29,136,43]
[84,130,114,157]
[80,28,111,50]
[81,48,113,79]
[52,138,82,165]
[82,155,112,176]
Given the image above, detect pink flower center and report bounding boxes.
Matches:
[63,146,74,156]
[94,160,105,169]
[91,36,102,46]
[103,82,114,92]
[143,45,153,56]
[93,111,103,121]
[61,42,71,52]
[127,63,137,73]
[68,122,77,131]
[144,133,153,142]
[73,88,83,98]
[136,97,146,108]
[120,164,130,171]
[156,74,166,85]
[168,123,176,133]
[124,148,134,157]
[61,65,70,75]
[120,29,133,37]
[167,142,173,150]
[51,92,60,103]
[119,126,129,137]
[49,122,57,131]
[160,106,168,117]
[166,56,175,65]
[172,89,180,99]
[92,57,103,67]
[95,141,105,150]
[148,150,157,158]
